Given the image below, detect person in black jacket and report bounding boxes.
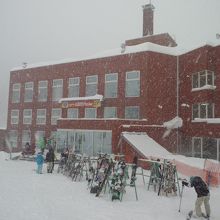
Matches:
[182,176,210,218]
[46,148,55,173]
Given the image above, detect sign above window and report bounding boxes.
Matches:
[59,94,103,108]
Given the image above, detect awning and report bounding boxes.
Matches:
[121,132,173,159]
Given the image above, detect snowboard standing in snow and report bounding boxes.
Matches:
[110,160,128,201]
[130,155,138,186]
[96,158,114,197]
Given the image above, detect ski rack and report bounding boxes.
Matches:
[139,158,180,196]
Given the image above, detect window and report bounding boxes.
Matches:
[11,110,19,124]
[192,70,215,89]
[125,71,140,97]
[22,130,31,148]
[36,109,46,125]
[12,83,20,103]
[38,81,48,102]
[105,73,118,98]
[24,82,33,102]
[191,137,218,160]
[85,108,96,118]
[52,79,63,101]
[125,106,139,119]
[51,108,61,125]
[68,77,80,97]
[192,137,202,158]
[56,130,112,156]
[203,138,217,160]
[8,130,18,148]
[104,107,117,118]
[86,75,98,96]
[192,103,214,119]
[67,108,78,118]
[23,109,32,124]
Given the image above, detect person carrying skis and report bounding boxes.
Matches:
[182,176,210,219]
[35,151,44,174]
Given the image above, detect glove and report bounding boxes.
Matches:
[182,180,188,186]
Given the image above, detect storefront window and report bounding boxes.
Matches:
[203,138,217,160]
[56,130,112,156]
[192,137,202,158]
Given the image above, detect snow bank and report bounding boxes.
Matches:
[0,151,9,160]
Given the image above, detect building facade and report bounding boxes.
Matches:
[6,4,220,161]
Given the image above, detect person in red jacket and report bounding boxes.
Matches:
[182,176,210,218]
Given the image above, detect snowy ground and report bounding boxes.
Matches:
[0,152,219,220]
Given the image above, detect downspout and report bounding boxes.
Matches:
[176,55,179,154]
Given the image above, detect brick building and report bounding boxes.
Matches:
[6,4,220,161]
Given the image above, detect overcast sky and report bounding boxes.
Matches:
[0,0,220,127]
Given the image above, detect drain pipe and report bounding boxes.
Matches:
[176,55,180,154]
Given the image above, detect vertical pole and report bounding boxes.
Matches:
[176,56,180,154]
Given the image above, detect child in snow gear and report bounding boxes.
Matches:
[46,148,55,173]
[36,152,44,174]
[182,176,210,219]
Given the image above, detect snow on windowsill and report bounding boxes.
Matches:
[192,118,220,124]
[59,94,103,103]
[191,85,216,92]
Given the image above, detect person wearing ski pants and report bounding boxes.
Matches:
[182,176,210,218]
[36,152,44,174]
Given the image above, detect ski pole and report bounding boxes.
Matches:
[178,185,184,212]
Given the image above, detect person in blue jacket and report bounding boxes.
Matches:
[36,151,44,174]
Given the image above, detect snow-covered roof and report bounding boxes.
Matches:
[121,132,172,159]
[11,41,220,71]
[59,94,103,103]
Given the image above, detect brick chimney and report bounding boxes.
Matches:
[142,4,155,36]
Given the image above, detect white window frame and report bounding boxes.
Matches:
[24,82,34,102]
[85,108,97,118]
[104,107,117,118]
[11,110,19,125]
[125,106,140,119]
[12,83,21,103]
[192,137,203,158]
[36,109,46,125]
[192,70,215,90]
[51,108,61,125]
[38,80,48,102]
[23,109,32,124]
[8,130,18,148]
[67,108,78,118]
[86,75,98,96]
[22,130,31,148]
[192,103,214,120]
[52,79,63,101]
[68,77,80,97]
[125,71,140,97]
[105,73,118,98]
